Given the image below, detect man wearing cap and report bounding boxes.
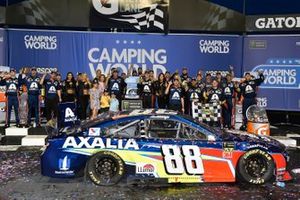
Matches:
[239,71,264,130]
[19,67,41,127]
[40,71,62,121]
[0,69,21,127]
[107,69,126,108]
[138,70,154,108]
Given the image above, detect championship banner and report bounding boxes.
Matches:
[58,102,78,128]
[90,0,169,32]
[243,35,300,111]
[7,29,243,79]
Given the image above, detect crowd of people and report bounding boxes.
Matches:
[0,66,264,130]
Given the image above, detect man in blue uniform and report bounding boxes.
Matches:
[221,73,238,129]
[203,79,225,127]
[186,78,202,116]
[19,67,41,127]
[138,70,154,108]
[239,71,264,130]
[165,78,184,113]
[107,69,126,108]
[40,71,62,121]
[0,69,20,127]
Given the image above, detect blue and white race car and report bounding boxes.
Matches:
[41,109,292,186]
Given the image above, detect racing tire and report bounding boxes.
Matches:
[237,149,275,185]
[86,151,125,186]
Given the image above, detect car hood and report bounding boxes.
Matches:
[222,130,286,152]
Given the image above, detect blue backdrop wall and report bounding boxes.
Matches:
[1,28,300,111]
[7,29,243,78]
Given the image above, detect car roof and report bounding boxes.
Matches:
[80,109,179,129]
[112,109,179,119]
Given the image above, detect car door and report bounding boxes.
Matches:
[146,117,235,183]
[144,118,206,183]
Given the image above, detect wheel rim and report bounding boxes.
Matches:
[244,155,268,178]
[94,157,118,184]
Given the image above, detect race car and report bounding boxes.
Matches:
[41,109,292,186]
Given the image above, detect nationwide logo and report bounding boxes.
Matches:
[92,0,167,31]
[199,40,230,54]
[88,39,167,77]
[24,35,57,50]
[136,163,156,174]
[55,156,75,175]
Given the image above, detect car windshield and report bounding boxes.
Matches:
[180,114,223,135]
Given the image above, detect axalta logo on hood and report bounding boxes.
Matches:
[199,40,230,54]
[24,35,57,50]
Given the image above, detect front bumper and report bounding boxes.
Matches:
[286,147,300,180]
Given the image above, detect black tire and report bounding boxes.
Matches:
[86,151,125,186]
[237,149,275,184]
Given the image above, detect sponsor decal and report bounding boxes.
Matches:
[88,128,101,136]
[64,107,77,122]
[199,40,230,54]
[24,35,57,50]
[223,142,235,159]
[248,144,268,150]
[88,41,167,77]
[251,58,300,89]
[62,137,139,150]
[91,0,167,31]
[55,156,74,175]
[136,163,156,174]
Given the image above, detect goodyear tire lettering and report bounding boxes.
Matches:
[86,151,125,186]
[237,149,275,185]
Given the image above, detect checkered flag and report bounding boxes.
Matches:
[16,0,55,26]
[200,6,236,30]
[111,4,165,31]
[192,102,222,122]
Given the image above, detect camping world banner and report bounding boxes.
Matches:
[7,29,243,78]
[243,35,300,111]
